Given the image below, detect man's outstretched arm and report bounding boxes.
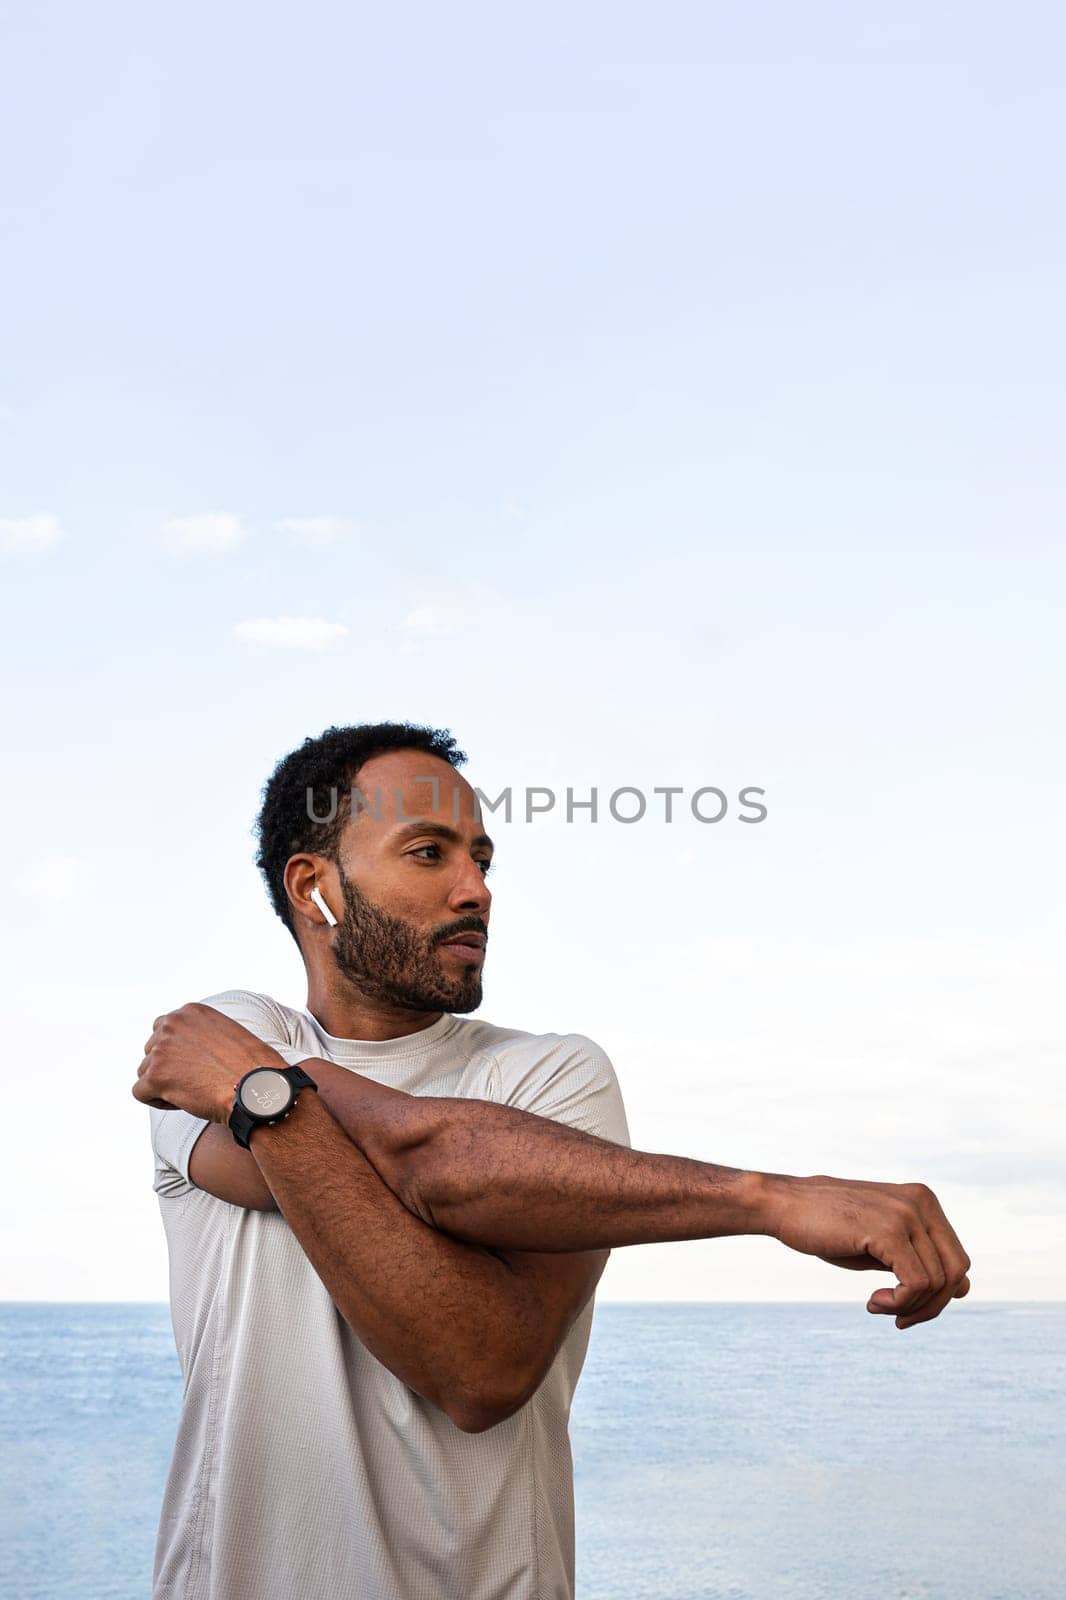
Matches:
[305,1051,972,1333]
[137,1004,971,1340]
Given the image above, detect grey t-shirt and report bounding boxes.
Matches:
[148,990,631,1600]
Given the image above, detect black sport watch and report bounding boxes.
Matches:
[229,1063,318,1149]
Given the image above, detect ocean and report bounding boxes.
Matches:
[1,1301,1062,1600]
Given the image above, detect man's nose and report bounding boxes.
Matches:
[449,859,492,914]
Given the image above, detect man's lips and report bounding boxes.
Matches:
[438,933,487,962]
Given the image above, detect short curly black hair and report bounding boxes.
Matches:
[254,721,468,940]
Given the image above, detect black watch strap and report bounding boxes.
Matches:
[229,1063,319,1150]
[283,1063,318,1094]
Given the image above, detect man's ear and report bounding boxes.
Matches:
[285,854,339,930]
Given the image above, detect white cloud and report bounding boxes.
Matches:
[272,515,359,545]
[399,603,463,655]
[0,513,63,554]
[233,616,349,651]
[403,603,459,637]
[399,586,506,654]
[165,511,247,552]
[14,855,97,907]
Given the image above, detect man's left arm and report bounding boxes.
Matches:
[248,1088,609,1432]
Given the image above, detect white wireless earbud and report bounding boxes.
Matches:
[310,886,338,927]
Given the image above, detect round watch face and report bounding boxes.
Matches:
[238,1068,292,1118]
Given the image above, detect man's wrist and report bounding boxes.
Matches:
[244,1073,320,1149]
[744,1170,799,1239]
[213,1049,290,1127]
[213,1082,239,1125]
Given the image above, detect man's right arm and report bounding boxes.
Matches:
[187,1054,972,1327]
[189,1055,755,1247]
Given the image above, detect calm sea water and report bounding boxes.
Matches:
[1,1301,1062,1600]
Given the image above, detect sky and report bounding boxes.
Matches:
[1,2,1063,1306]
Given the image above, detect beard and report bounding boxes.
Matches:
[331,867,485,1014]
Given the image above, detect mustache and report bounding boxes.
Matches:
[434,919,489,946]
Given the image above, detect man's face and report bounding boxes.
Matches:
[327,749,493,1014]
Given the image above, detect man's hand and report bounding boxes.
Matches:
[758,1172,972,1330]
[132,1003,287,1125]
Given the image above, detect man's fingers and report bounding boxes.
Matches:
[891,1187,971,1323]
[870,1266,972,1318]
[866,1229,924,1313]
[132,1068,155,1100]
[131,1072,178,1111]
[865,1225,943,1317]
[916,1191,972,1302]
[925,1221,971,1306]
[904,1220,949,1315]
[896,1272,965,1329]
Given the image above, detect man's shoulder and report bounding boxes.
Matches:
[449,1017,629,1143]
[149,989,309,1187]
[197,987,304,1044]
[449,1014,612,1069]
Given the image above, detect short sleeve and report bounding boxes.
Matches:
[494,1032,631,1149]
[150,1105,211,1189]
[148,989,312,1195]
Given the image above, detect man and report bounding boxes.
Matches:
[135,721,971,1600]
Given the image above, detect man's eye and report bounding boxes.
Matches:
[409,845,493,876]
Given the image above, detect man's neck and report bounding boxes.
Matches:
[304,979,444,1042]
